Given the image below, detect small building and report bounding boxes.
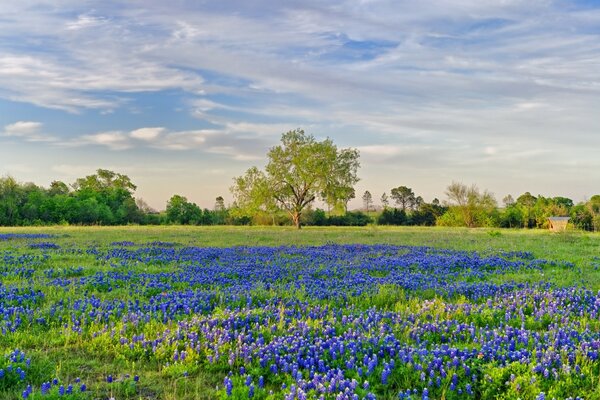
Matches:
[548,216,570,232]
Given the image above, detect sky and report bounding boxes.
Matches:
[1,0,599,210]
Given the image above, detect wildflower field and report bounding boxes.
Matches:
[1,226,600,400]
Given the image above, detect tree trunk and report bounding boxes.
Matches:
[292,212,301,229]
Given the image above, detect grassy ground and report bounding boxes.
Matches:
[2,225,599,288]
[1,226,599,399]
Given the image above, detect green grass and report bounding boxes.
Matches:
[1,225,600,399]
[2,225,599,288]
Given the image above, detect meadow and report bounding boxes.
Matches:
[1,226,600,400]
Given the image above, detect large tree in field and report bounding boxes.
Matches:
[320,147,360,212]
[231,129,360,228]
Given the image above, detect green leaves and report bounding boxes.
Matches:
[231,129,360,228]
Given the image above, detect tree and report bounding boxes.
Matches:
[165,195,202,225]
[378,208,407,225]
[414,196,424,209]
[552,196,573,210]
[319,148,360,213]
[390,186,416,211]
[166,195,189,224]
[136,198,156,214]
[230,166,277,224]
[231,129,360,229]
[0,176,23,225]
[73,169,136,193]
[516,192,537,228]
[503,194,515,207]
[380,192,389,209]
[49,181,69,196]
[214,196,226,211]
[70,169,140,225]
[212,196,227,225]
[362,191,373,212]
[412,202,447,226]
[444,182,497,227]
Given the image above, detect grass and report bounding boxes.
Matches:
[1,225,600,399]
[2,225,599,287]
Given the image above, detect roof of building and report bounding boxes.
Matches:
[548,216,570,221]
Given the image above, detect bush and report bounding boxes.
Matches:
[377,208,407,225]
[303,209,372,226]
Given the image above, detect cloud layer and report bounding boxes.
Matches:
[1,1,599,207]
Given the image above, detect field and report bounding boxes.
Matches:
[1,226,600,400]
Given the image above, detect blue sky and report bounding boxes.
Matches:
[1,0,600,210]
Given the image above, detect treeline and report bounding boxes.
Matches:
[0,170,231,226]
[365,183,600,231]
[2,171,600,230]
[0,170,143,226]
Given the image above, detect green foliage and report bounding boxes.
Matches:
[377,208,408,225]
[302,209,371,226]
[231,129,360,228]
[390,186,416,211]
[0,170,143,226]
[444,182,498,228]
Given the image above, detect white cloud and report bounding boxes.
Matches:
[66,12,108,31]
[45,124,272,161]
[1,1,600,205]
[77,131,131,150]
[4,121,42,137]
[130,127,165,141]
[2,121,55,142]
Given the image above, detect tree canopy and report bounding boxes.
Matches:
[390,186,416,211]
[442,182,497,228]
[231,129,360,228]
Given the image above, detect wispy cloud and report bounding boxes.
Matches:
[1,121,56,142]
[42,124,271,161]
[1,1,600,206]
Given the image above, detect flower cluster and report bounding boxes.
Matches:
[0,234,54,241]
[0,242,594,398]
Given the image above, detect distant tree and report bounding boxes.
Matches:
[214,196,226,211]
[411,204,436,226]
[73,169,136,194]
[135,198,156,214]
[0,176,23,225]
[499,205,523,228]
[166,195,186,224]
[165,195,204,225]
[516,192,537,228]
[570,203,593,231]
[49,181,69,196]
[503,194,515,207]
[69,169,140,225]
[380,192,389,209]
[517,192,537,208]
[390,186,416,211]
[362,191,373,212]
[443,182,497,227]
[231,129,360,228]
[552,196,574,210]
[212,196,228,225]
[414,196,424,209]
[378,208,407,225]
